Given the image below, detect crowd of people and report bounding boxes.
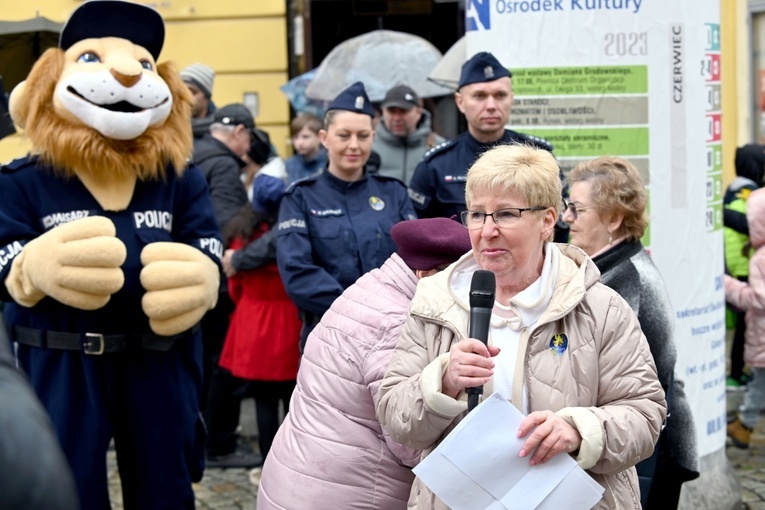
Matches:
[170,49,701,510]
[2,11,733,506]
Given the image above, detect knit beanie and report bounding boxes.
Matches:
[180,63,215,99]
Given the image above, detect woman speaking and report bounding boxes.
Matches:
[376,145,666,509]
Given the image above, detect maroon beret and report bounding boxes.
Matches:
[391,218,472,271]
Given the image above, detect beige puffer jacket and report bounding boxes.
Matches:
[376,244,666,510]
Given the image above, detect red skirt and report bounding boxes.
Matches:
[220,263,301,381]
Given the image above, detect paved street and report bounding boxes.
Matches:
[108,398,261,510]
[103,394,765,509]
[728,388,765,510]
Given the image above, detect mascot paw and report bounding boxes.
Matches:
[140,242,219,336]
[6,216,126,309]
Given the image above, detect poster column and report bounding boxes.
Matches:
[465,0,725,457]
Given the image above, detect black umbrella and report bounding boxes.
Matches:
[0,17,62,140]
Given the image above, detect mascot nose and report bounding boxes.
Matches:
[110,69,142,88]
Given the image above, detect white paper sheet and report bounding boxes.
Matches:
[413,393,604,510]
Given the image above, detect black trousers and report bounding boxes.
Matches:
[202,293,248,456]
[250,380,296,458]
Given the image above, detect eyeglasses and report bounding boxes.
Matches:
[460,207,547,230]
[563,199,595,220]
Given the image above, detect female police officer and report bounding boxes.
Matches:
[276,82,416,351]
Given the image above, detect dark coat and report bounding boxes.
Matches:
[0,311,78,510]
[592,240,700,500]
[192,134,249,233]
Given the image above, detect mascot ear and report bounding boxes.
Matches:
[9,81,28,129]
[9,48,65,132]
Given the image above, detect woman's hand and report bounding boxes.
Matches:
[517,410,582,466]
[441,339,500,398]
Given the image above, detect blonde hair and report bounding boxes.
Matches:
[466,144,561,217]
[568,157,648,241]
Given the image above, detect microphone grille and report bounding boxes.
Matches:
[469,270,496,308]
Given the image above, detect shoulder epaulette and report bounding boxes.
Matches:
[517,133,554,152]
[1,155,37,174]
[284,173,320,194]
[423,139,456,161]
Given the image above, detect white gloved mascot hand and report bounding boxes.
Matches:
[140,242,219,336]
[6,216,127,309]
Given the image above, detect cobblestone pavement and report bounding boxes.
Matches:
[107,449,259,509]
[105,395,765,509]
[728,387,765,510]
[108,398,261,509]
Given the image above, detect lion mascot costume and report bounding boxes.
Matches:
[0,1,221,508]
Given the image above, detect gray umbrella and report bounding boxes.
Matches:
[427,35,466,91]
[305,29,452,103]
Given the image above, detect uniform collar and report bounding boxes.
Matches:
[320,165,370,190]
[464,129,512,153]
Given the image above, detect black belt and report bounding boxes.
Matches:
[13,325,199,355]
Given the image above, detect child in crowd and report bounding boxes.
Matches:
[724,144,765,389]
[726,186,765,447]
[285,113,327,184]
[219,173,301,461]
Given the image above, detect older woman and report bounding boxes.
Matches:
[376,145,666,509]
[277,82,416,351]
[564,157,699,509]
[258,218,472,510]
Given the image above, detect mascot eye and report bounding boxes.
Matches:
[77,52,101,64]
[140,60,153,71]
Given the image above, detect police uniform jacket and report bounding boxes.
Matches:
[408,129,553,219]
[0,156,222,337]
[276,168,415,317]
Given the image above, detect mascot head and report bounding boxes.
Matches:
[9,0,193,180]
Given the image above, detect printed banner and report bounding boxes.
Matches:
[465,0,724,455]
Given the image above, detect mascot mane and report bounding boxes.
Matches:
[16,48,193,180]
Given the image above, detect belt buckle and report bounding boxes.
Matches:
[83,333,105,355]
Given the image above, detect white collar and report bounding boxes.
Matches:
[450,244,558,331]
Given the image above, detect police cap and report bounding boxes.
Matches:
[327,82,375,117]
[458,52,512,89]
[59,0,165,60]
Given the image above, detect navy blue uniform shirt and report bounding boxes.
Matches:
[408,129,555,219]
[0,156,222,334]
[276,168,416,317]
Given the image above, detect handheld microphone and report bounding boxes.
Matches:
[466,270,496,412]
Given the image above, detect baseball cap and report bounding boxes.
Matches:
[381,85,420,111]
[214,104,255,130]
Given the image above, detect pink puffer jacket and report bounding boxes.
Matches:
[725,187,765,367]
[257,254,420,510]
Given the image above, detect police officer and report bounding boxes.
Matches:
[408,52,569,242]
[277,82,416,351]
